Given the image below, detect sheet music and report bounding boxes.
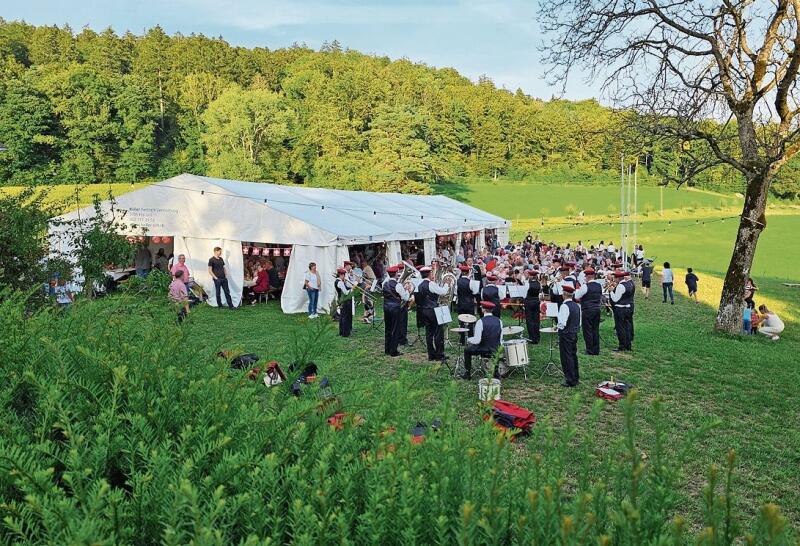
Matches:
[508,285,527,298]
[546,302,559,317]
[498,285,507,299]
[434,305,452,325]
[469,279,480,294]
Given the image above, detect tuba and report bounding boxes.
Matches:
[434,263,457,306]
[399,260,421,295]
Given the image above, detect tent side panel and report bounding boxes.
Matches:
[182,237,243,308]
[281,244,338,314]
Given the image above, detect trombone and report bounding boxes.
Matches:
[331,272,376,304]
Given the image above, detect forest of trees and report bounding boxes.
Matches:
[0,19,795,197]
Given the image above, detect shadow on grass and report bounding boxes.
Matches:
[431,181,475,203]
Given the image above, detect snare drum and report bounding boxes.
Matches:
[502,339,529,375]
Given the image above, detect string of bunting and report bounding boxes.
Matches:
[243,246,292,257]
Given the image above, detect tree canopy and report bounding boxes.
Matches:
[0,19,769,195]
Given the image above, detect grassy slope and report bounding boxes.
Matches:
[182,179,798,528]
[185,272,798,529]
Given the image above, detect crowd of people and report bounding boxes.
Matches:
[321,230,786,389]
[118,231,792,346]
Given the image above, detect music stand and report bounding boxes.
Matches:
[540,308,563,378]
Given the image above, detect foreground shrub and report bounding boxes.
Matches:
[0,293,794,545]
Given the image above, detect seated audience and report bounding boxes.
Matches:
[169,270,190,321]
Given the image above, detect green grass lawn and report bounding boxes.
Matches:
[435,180,740,220]
[185,272,799,530]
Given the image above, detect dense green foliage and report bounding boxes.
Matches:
[0,186,59,292]
[0,19,768,195]
[0,292,796,544]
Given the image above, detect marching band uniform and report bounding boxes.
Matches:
[335,268,353,338]
[456,265,478,343]
[574,268,602,355]
[463,301,504,378]
[481,276,502,317]
[417,268,448,361]
[550,270,564,307]
[610,271,635,351]
[523,270,541,344]
[557,286,581,387]
[382,266,410,356]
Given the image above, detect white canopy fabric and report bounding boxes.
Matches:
[50,174,510,313]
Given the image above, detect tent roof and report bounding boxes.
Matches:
[161,174,508,243]
[52,174,509,245]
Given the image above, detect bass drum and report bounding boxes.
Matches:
[501,339,529,376]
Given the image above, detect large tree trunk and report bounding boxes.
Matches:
[714,172,771,333]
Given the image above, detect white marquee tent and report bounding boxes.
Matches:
[51,174,510,313]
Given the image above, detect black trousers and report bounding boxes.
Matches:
[524,300,540,344]
[551,293,563,307]
[581,307,601,355]
[213,278,234,308]
[464,345,495,377]
[613,306,633,350]
[491,304,501,318]
[558,331,579,386]
[384,304,401,355]
[421,307,444,360]
[399,306,409,345]
[339,298,353,337]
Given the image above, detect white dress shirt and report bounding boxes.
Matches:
[336,279,351,295]
[426,280,448,296]
[467,315,505,345]
[556,299,580,330]
[382,277,411,301]
[610,281,629,305]
[574,279,600,301]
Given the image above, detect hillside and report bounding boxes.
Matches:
[0,19,759,196]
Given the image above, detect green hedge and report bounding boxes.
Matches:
[0,293,793,544]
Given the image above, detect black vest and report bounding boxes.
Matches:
[482,285,500,307]
[524,279,541,302]
[456,276,474,310]
[618,280,635,306]
[417,279,438,309]
[580,281,602,311]
[562,300,581,334]
[476,315,502,352]
[383,279,400,305]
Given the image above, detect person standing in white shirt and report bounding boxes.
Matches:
[303,262,322,318]
[660,262,674,304]
[556,285,581,387]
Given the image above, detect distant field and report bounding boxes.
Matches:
[435,181,739,220]
[0,183,147,210]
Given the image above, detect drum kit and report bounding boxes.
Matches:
[444,310,562,381]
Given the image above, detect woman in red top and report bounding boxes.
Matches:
[247,262,270,304]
